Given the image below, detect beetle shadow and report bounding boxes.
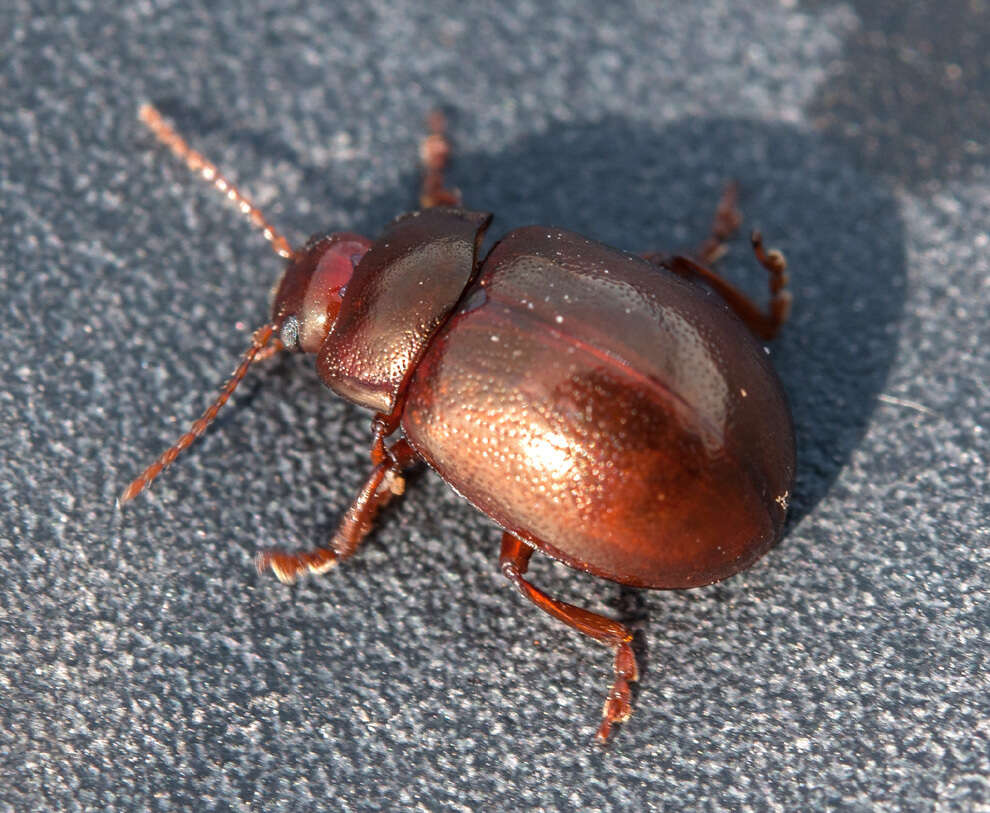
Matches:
[350,116,907,528]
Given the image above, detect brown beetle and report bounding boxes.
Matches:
[122,106,795,742]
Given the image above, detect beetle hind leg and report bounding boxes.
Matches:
[659,247,791,341]
[257,440,416,584]
[499,532,639,743]
[419,111,462,209]
[696,180,743,265]
[643,183,792,340]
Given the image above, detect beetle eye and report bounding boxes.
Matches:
[280,315,300,350]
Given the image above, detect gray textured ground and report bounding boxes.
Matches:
[2,1,987,809]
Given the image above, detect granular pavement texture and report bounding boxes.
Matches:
[2,1,987,809]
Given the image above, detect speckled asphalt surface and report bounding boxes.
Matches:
[2,1,987,809]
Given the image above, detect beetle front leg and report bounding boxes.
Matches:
[332,438,416,560]
[499,532,639,743]
[256,439,417,584]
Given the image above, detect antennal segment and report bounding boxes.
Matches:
[138,104,296,260]
[118,323,278,507]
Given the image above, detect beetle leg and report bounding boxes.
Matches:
[657,245,791,341]
[642,183,791,340]
[256,439,417,584]
[332,438,417,560]
[696,180,743,265]
[369,410,402,466]
[750,229,792,334]
[419,110,461,209]
[498,532,639,743]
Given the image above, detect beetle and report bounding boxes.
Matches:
[121,105,795,742]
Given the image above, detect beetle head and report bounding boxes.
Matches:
[118,231,373,507]
[271,232,373,354]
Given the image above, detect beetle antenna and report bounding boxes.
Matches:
[138,103,297,260]
[118,323,278,507]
